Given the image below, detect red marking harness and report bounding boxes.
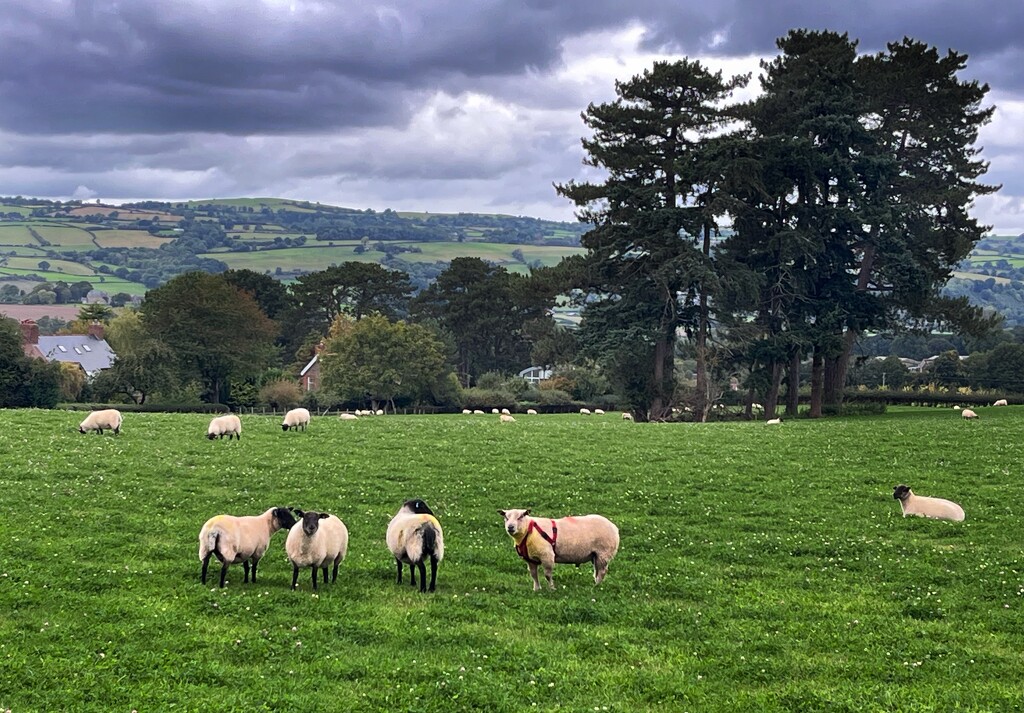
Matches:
[515,519,558,564]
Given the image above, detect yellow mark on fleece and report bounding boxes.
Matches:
[207,515,230,527]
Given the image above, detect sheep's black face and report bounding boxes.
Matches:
[893,485,910,501]
[275,507,297,530]
[300,511,329,536]
[79,427,86,434]
[404,499,434,516]
[206,433,217,440]
[281,424,289,431]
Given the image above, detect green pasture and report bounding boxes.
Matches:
[3,256,95,275]
[0,224,40,246]
[952,271,1011,284]
[1,407,1023,711]
[92,230,174,249]
[204,245,378,271]
[31,224,97,249]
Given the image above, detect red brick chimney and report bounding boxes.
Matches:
[20,320,39,345]
[88,321,105,340]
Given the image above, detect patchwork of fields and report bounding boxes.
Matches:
[1,407,1022,711]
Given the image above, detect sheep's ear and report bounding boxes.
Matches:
[497,509,506,517]
[293,509,305,518]
[319,513,330,520]
[522,509,531,517]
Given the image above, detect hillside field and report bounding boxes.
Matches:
[1,408,1023,711]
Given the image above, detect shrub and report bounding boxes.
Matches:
[535,389,573,406]
[259,379,303,409]
[460,388,517,410]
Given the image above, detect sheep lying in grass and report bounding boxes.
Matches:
[501,408,511,415]
[954,405,962,411]
[766,417,782,425]
[285,510,349,591]
[198,507,297,587]
[473,409,485,415]
[892,485,965,522]
[526,409,538,415]
[994,398,1008,407]
[387,499,445,593]
[498,508,619,591]
[462,409,472,415]
[207,414,241,440]
[622,412,633,421]
[500,413,516,423]
[339,413,359,420]
[79,409,122,435]
[961,409,979,420]
[282,407,311,432]
[580,408,591,415]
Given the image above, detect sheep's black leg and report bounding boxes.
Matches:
[251,557,259,583]
[409,563,417,587]
[242,560,250,583]
[416,561,427,593]
[331,559,339,583]
[219,562,229,588]
[311,566,318,591]
[291,565,300,590]
[428,556,438,593]
[395,559,403,584]
[201,553,213,584]
[321,565,329,584]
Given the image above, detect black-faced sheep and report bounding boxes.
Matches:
[892,485,965,522]
[207,414,242,440]
[282,407,311,432]
[386,499,445,593]
[198,507,297,587]
[285,510,349,591]
[79,409,122,435]
[498,508,619,591]
[994,399,1008,407]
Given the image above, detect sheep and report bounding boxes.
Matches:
[79,408,122,435]
[526,408,538,415]
[491,408,500,414]
[339,413,359,420]
[580,408,591,415]
[961,409,979,420]
[621,412,634,421]
[498,508,619,591]
[594,408,605,415]
[198,507,297,587]
[500,413,516,423]
[207,414,242,440]
[766,417,782,425]
[285,509,349,591]
[954,405,962,411]
[462,409,472,415]
[473,409,485,415]
[994,399,1008,407]
[281,407,311,432]
[386,499,445,593]
[501,408,511,415]
[892,485,965,522]
[376,409,384,416]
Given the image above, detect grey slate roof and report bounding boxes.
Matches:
[37,335,116,375]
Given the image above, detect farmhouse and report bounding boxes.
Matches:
[20,319,116,377]
[518,365,552,385]
[299,341,324,391]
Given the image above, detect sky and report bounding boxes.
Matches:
[0,0,1022,232]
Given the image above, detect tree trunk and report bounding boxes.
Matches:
[786,352,800,417]
[809,349,824,418]
[651,335,672,421]
[823,355,841,406]
[764,360,783,419]
[694,223,712,423]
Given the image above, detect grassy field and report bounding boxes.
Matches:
[1,407,1023,711]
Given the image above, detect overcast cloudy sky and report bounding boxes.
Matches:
[1,0,1022,231]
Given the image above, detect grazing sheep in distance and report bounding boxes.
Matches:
[580,408,591,415]
[462,409,472,415]
[376,409,384,416]
[286,509,349,591]
[501,408,511,415]
[498,508,620,591]
[79,409,122,435]
[282,407,311,432]
[766,417,782,425]
[500,413,516,423]
[199,507,297,587]
[954,405,962,411]
[526,408,538,415]
[622,412,634,421]
[207,414,241,440]
[594,408,605,415]
[491,408,500,414]
[339,413,359,420]
[961,409,979,420]
[387,499,445,593]
[473,409,485,415]
[994,399,1008,407]
[892,485,965,522]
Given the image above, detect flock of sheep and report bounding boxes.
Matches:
[75,398,1000,593]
